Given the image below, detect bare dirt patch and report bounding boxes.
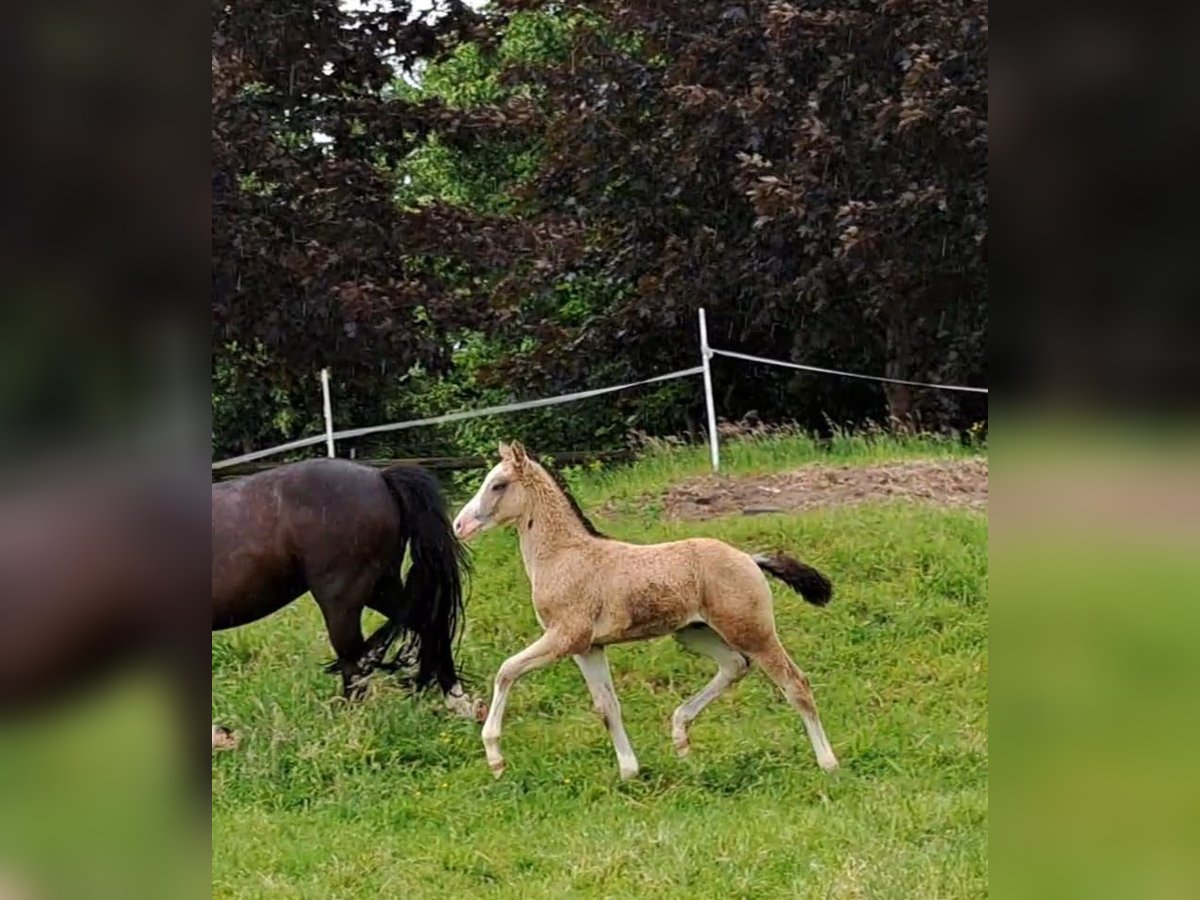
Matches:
[655,458,988,521]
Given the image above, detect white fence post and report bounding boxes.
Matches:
[698,308,720,472]
[320,368,336,458]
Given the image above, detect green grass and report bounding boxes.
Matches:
[212,435,988,898]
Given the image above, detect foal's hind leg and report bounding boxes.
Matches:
[671,625,751,757]
[747,637,838,771]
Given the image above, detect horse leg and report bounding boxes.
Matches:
[314,590,368,699]
[361,570,405,670]
[745,636,838,771]
[428,619,485,721]
[670,625,751,757]
[573,646,639,779]
[441,679,488,722]
[481,630,575,777]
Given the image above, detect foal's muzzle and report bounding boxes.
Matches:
[453,506,487,541]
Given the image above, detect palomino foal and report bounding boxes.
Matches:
[453,441,839,780]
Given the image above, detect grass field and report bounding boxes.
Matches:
[212,434,988,898]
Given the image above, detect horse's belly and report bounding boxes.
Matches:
[592,622,682,645]
[591,599,697,645]
[211,561,302,630]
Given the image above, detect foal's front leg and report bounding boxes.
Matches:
[481,630,575,777]
[574,647,640,780]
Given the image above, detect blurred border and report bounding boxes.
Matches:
[0,0,209,898]
[992,6,1200,895]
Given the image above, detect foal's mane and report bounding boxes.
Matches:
[527,452,608,540]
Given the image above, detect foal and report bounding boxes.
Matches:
[453,442,838,780]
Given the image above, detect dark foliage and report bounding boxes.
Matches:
[212,0,579,452]
[212,0,987,457]
[484,0,988,430]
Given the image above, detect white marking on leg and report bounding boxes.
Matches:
[749,640,839,772]
[481,631,570,777]
[801,711,839,771]
[443,681,487,721]
[574,647,639,780]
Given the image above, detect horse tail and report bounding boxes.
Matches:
[379,465,470,692]
[752,553,833,607]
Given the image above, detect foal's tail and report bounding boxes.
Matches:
[753,553,833,607]
[379,465,469,692]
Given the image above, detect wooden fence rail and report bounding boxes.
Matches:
[212,448,634,481]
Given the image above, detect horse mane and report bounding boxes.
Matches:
[527,452,609,540]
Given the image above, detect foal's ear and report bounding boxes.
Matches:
[498,440,527,470]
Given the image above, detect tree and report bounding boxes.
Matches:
[211,0,988,459]
[211,0,570,455]
[475,0,988,430]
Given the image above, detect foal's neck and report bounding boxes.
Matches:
[516,468,594,569]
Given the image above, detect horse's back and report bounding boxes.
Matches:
[260,459,398,560]
[211,460,398,629]
[593,535,752,579]
[582,536,769,642]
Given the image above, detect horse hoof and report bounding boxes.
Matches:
[488,759,506,779]
[211,725,240,752]
[674,741,691,758]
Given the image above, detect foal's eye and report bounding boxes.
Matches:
[491,481,507,492]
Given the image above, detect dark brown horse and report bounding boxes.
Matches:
[212,459,481,718]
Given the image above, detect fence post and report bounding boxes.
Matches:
[320,368,336,458]
[698,308,720,472]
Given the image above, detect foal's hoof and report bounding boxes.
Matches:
[818,753,840,772]
[673,738,691,758]
[488,758,506,779]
